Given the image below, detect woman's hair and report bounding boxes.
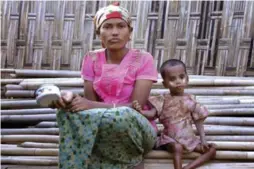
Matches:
[94,3,132,35]
[160,59,187,79]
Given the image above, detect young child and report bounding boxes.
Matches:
[133,59,216,169]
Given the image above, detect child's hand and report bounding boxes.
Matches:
[200,140,210,153]
[132,100,142,112]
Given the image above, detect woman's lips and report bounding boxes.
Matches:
[109,38,120,43]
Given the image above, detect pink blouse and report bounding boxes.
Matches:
[81,49,158,130]
[81,48,158,104]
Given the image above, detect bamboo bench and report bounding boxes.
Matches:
[1,75,254,168]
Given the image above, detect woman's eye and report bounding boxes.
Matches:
[118,24,126,28]
[103,25,111,29]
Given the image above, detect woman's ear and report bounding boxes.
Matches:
[186,75,189,84]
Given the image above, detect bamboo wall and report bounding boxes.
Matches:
[1,1,254,76]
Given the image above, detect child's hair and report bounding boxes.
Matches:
[160,59,187,79]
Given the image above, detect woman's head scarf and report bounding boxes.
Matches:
[94,2,132,32]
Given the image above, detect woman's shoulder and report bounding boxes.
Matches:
[131,49,153,58]
[85,49,105,61]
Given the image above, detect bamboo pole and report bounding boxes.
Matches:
[14,69,81,78]
[18,142,59,149]
[0,68,15,73]
[151,89,254,96]
[2,135,253,144]
[1,155,58,159]
[1,108,56,115]
[1,147,254,160]
[4,84,24,90]
[1,147,58,156]
[209,108,254,116]
[1,156,58,165]
[0,79,23,85]
[35,122,58,128]
[4,90,36,98]
[211,141,254,150]
[1,114,56,123]
[2,124,254,136]
[205,117,254,126]
[206,104,254,109]
[19,78,83,89]
[1,100,38,109]
[1,135,59,143]
[3,68,253,80]
[187,78,254,86]
[2,98,253,109]
[4,89,84,98]
[157,124,254,135]
[12,141,254,151]
[206,136,254,142]
[200,99,254,105]
[145,150,254,160]
[187,86,254,90]
[156,78,254,86]
[1,128,59,135]
[19,77,254,90]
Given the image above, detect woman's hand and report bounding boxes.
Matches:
[67,95,92,113]
[49,91,74,109]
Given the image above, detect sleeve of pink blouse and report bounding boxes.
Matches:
[136,52,158,82]
[81,53,95,81]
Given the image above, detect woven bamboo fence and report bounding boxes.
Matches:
[1,1,254,76]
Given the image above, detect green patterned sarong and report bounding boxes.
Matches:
[57,106,156,169]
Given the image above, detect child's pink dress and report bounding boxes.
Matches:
[149,93,209,152]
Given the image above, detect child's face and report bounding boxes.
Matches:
[162,64,188,95]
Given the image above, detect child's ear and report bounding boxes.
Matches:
[186,75,189,83]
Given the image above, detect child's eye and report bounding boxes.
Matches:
[169,77,176,81]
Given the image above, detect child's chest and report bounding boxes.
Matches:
[160,95,195,121]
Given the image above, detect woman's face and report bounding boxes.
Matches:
[98,18,131,50]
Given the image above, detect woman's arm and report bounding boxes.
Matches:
[68,80,132,112]
[84,78,154,109]
[131,79,153,108]
[69,79,153,112]
[84,80,99,101]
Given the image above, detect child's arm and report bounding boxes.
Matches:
[195,119,209,152]
[140,108,157,119]
[132,100,157,119]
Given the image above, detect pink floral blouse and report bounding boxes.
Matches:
[149,93,209,152]
[81,48,158,130]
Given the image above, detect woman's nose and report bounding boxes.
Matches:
[112,27,119,35]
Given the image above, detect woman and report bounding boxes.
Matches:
[53,3,158,169]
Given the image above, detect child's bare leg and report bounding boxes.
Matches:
[166,143,184,169]
[183,144,216,169]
